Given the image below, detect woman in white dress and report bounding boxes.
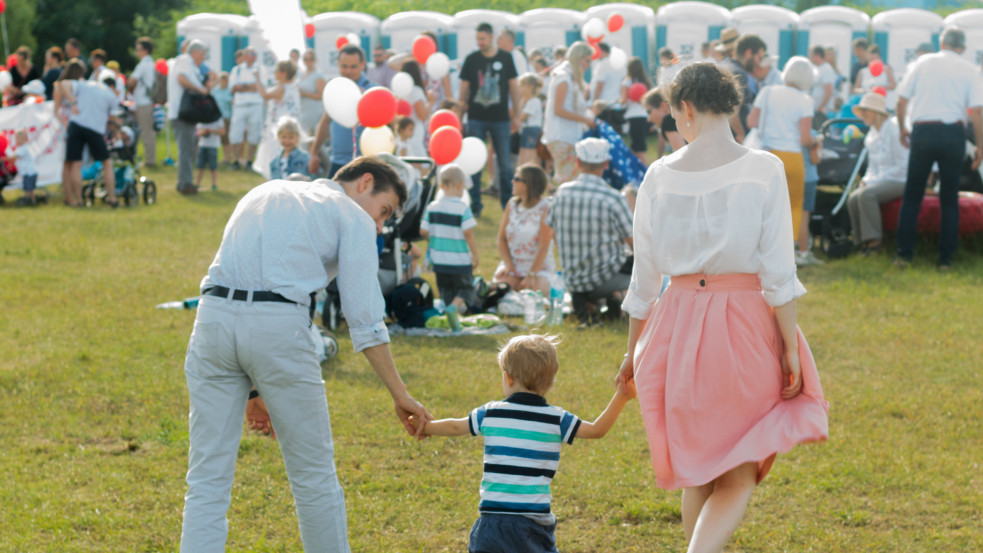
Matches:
[257,60,301,124]
[493,163,555,295]
[297,49,326,136]
[543,41,595,184]
[853,44,896,93]
[399,60,431,157]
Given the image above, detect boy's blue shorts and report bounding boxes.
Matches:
[803,179,818,212]
[469,513,558,553]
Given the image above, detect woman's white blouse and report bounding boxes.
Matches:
[543,62,586,144]
[622,148,806,320]
[863,116,909,185]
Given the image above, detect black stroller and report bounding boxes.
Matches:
[810,117,869,258]
[80,105,157,207]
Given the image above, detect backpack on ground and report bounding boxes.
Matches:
[388,277,434,328]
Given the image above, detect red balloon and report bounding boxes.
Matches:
[872,86,887,97]
[0,0,6,15]
[412,35,437,65]
[869,60,884,78]
[628,83,648,103]
[395,99,412,117]
[305,24,315,40]
[590,42,601,61]
[587,35,603,46]
[154,58,168,76]
[0,134,7,152]
[429,126,463,165]
[428,109,461,135]
[336,36,349,50]
[357,86,397,128]
[6,54,16,69]
[607,14,624,33]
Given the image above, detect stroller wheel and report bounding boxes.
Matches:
[81,184,95,207]
[123,184,139,207]
[142,179,157,205]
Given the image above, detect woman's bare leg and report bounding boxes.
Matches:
[686,462,757,553]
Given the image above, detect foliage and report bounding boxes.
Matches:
[0,0,38,59]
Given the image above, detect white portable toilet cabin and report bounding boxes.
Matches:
[731,5,799,71]
[584,3,656,75]
[309,12,380,80]
[872,9,944,79]
[519,8,587,60]
[451,10,521,66]
[797,6,869,84]
[655,2,731,69]
[380,11,455,60]
[176,13,248,73]
[944,9,983,66]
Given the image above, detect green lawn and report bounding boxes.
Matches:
[1,160,981,552]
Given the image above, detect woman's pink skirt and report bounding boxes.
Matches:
[633,273,829,490]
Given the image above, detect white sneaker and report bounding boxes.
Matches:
[795,250,825,266]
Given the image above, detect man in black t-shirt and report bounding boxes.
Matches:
[458,22,520,216]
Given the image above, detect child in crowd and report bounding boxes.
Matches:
[797,130,824,266]
[591,99,608,119]
[269,116,310,180]
[394,116,416,157]
[413,334,635,553]
[195,117,225,191]
[420,164,479,314]
[210,72,234,165]
[3,130,38,205]
[517,73,544,167]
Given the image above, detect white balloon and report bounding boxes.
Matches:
[0,71,11,90]
[359,125,395,156]
[322,77,360,128]
[426,52,450,80]
[453,137,489,175]
[391,72,414,99]
[582,18,605,40]
[608,47,628,72]
[346,33,361,48]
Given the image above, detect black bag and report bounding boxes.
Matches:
[819,219,854,259]
[388,277,434,328]
[179,91,221,124]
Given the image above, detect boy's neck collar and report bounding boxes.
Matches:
[505,392,547,406]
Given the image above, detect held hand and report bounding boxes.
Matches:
[308,156,320,176]
[780,347,803,400]
[586,117,597,129]
[245,396,276,438]
[616,354,635,397]
[393,392,433,440]
[900,129,910,149]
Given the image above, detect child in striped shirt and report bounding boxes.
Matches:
[415,334,635,553]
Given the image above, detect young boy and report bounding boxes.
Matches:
[4,130,38,206]
[414,334,635,553]
[269,116,310,180]
[210,72,234,165]
[419,164,479,314]
[195,117,225,191]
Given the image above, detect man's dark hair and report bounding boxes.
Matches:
[339,43,365,62]
[735,34,766,58]
[136,37,154,55]
[811,45,826,59]
[334,157,408,208]
[90,48,107,63]
[852,37,869,50]
[476,22,494,35]
[66,38,81,51]
[643,88,665,110]
[598,42,611,54]
[46,46,64,63]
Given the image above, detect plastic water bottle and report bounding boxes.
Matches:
[445,304,462,332]
[548,271,565,325]
[532,291,546,325]
[522,291,538,325]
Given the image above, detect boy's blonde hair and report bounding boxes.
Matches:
[438,164,466,189]
[275,116,301,137]
[518,72,543,94]
[498,334,560,395]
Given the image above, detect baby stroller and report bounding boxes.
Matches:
[809,117,869,258]
[80,106,157,207]
[321,155,438,331]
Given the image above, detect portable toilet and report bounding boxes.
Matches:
[309,12,380,79]
[944,9,983,66]
[519,8,587,59]
[584,3,656,75]
[452,10,522,65]
[655,2,731,65]
[380,11,455,58]
[731,5,799,70]
[176,13,248,73]
[798,6,870,83]
[872,9,945,79]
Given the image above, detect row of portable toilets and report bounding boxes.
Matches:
[177,3,983,86]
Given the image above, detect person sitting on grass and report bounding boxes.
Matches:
[268,116,310,180]
[493,163,555,295]
[412,334,635,553]
[420,164,480,314]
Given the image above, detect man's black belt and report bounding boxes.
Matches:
[202,286,316,319]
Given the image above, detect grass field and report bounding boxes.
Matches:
[1,159,982,553]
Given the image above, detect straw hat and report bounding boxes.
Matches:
[715,28,739,52]
[851,92,889,118]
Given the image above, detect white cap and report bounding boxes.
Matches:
[575,137,611,163]
[22,79,45,96]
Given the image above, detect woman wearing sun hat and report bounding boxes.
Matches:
[846,91,909,256]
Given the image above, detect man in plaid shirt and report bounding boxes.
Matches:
[546,138,634,324]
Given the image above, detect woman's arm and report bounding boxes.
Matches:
[799,116,814,148]
[552,81,594,127]
[496,202,516,274]
[412,97,429,122]
[747,106,761,129]
[886,66,896,90]
[526,208,554,276]
[774,300,802,399]
[300,77,326,100]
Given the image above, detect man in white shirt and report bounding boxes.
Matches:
[128,37,157,166]
[498,29,529,76]
[591,43,627,128]
[180,157,432,553]
[228,47,264,170]
[895,27,983,270]
[167,40,208,194]
[809,45,838,127]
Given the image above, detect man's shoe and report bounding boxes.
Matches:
[892,257,911,269]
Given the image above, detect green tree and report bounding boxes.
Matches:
[1,0,38,61]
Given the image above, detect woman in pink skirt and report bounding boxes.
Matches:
[618,63,829,553]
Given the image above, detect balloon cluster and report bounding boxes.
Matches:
[580,13,628,68]
[411,35,450,80]
[336,32,361,50]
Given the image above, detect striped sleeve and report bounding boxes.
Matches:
[560,411,582,445]
[461,205,477,231]
[469,404,487,436]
